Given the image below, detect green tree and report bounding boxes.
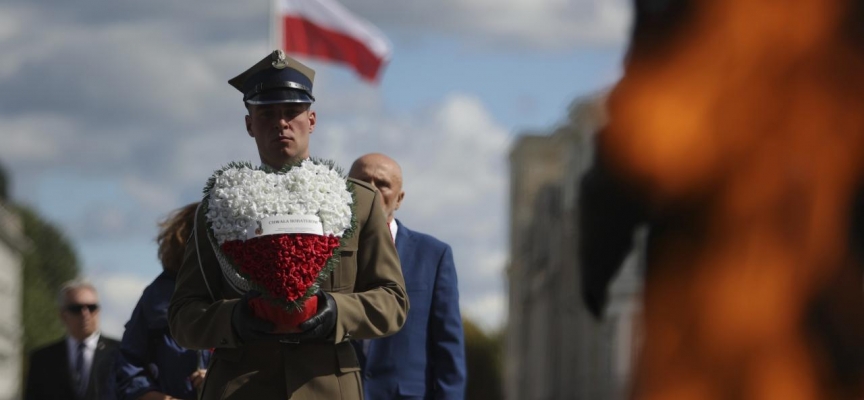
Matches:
[14,205,81,354]
[464,318,504,400]
[1,161,82,393]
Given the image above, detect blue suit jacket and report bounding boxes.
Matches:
[115,272,211,400]
[355,219,467,399]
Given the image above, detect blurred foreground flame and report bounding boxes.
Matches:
[604,0,864,398]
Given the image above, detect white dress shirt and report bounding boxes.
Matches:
[66,332,100,390]
[389,220,398,243]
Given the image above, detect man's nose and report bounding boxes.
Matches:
[277,115,293,127]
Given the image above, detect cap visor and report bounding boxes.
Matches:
[246,89,314,105]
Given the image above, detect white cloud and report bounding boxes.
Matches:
[0,114,77,164]
[0,9,22,43]
[349,0,633,49]
[92,273,151,338]
[0,4,39,80]
[473,250,509,282]
[86,207,128,236]
[122,176,183,214]
[462,292,507,332]
[457,250,508,330]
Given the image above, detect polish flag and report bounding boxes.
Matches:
[272,0,392,83]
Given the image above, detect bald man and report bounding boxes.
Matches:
[349,154,467,399]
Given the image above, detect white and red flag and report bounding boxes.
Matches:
[271,0,392,83]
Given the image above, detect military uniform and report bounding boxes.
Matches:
[168,50,408,400]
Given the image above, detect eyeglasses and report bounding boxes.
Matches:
[65,304,99,314]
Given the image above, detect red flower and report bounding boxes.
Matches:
[221,234,341,330]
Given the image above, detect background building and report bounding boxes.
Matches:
[0,201,28,400]
[506,93,644,400]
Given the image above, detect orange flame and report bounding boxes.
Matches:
[603,0,864,398]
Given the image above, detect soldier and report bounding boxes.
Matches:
[168,50,409,400]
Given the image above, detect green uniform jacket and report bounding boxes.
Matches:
[168,178,409,400]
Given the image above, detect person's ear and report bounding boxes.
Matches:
[395,190,405,211]
[308,110,316,134]
[245,114,253,137]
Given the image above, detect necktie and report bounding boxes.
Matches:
[75,342,86,398]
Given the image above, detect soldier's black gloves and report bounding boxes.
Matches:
[231,290,277,345]
[285,291,337,342]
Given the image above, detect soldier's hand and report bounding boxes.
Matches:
[285,291,337,342]
[231,290,277,344]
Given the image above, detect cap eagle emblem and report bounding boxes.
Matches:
[271,50,289,70]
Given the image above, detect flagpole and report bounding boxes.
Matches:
[269,0,282,50]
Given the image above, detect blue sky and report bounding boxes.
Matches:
[0,0,630,336]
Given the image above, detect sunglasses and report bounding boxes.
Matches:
[65,304,99,314]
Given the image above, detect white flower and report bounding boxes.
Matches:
[205,162,353,244]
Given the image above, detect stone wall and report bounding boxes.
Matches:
[0,204,28,400]
[506,93,644,400]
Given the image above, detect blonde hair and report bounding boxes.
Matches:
[156,202,200,276]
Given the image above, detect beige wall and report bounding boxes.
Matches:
[506,93,643,400]
[0,204,27,400]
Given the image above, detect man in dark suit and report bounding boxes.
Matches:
[25,279,120,400]
[349,153,467,399]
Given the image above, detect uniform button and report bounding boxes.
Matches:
[220,338,228,345]
[365,372,372,379]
